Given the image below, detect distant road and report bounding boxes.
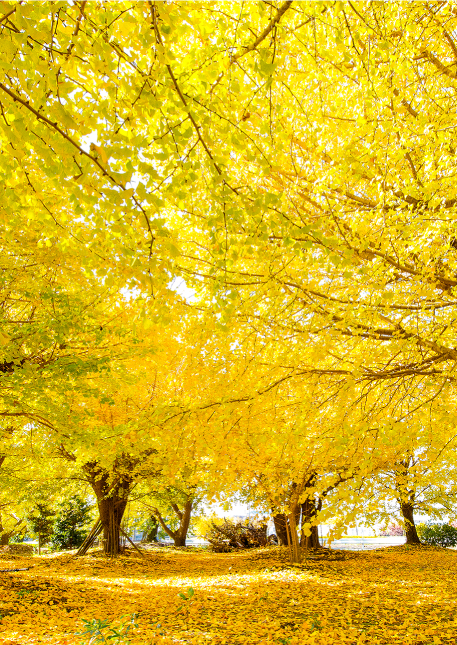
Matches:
[321,536,406,550]
[159,536,407,550]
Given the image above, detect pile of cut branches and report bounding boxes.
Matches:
[206,520,271,552]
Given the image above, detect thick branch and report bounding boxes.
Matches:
[230,2,293,64]
[422,49,457,79]
[170,502,183,521]
[153,508,176,540]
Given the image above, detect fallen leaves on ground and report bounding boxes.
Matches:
[0,545,455,644]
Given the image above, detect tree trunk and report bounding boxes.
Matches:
[98,495,128,556]
[173,500,192,546]
[0,513,8,546]
[88,469,130,556]
[273,513,289,546]
[287,509,301,563]
[301,524,320,549]
[310,525,320,548]
[0,529,18,546]
[155,499,193,546]
[400,502,421,545]
[300,499,321,549]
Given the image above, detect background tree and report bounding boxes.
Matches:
[148,492,195,548]
[364,447,457,545]
[140,515,159,543]
[51,495,93,551]
[137,473,203,547]
[27,503,55,555]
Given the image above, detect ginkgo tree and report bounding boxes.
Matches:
[4,0,457,563]
[363,419,457,545]
[179,1,457,402]
[5,1,457,394]
[48,302,222,555]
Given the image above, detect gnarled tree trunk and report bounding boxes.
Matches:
[400,502,421,545]
[97,492,128,556]
[85,464,131,556]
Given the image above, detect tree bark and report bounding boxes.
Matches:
[301,524,320,549]
[175,499,192,546]
[273,513,289,546]
[300,499,321,549]
[98,494,128,556]
[86,466,130,556]
[400,502,421,545]
[0,524,22,546]
[273,506,301,548]
[287,509,301,563]
[310,525,320,548]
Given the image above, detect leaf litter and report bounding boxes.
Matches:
[0,545,455,644]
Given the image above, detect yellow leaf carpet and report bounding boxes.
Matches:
[0,546,455,644]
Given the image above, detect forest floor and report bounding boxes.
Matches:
[0,544,455,644]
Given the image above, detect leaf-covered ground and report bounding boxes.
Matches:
[0,545,455,644]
